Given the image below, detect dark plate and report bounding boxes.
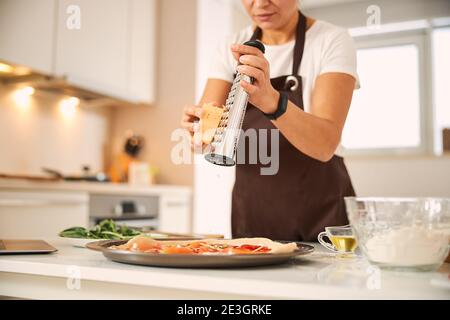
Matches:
[86,239,314,268]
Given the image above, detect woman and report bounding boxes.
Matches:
[181,0,358,241]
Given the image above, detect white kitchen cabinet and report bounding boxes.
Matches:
[54,0,156,103]
[158,194,192,234]
[0,0,56,73]
[0,191,89,239]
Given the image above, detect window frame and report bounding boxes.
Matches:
[431,25,450,154]
[341,29,433,157]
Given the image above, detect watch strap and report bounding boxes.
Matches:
[264,92,288,120]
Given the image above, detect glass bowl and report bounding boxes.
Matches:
[344,197,450,271]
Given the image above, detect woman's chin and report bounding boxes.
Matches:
[254,21,280,31]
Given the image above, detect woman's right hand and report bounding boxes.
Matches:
[182,79,232,152]
[180,104,205,151]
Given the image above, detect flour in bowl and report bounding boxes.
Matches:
[365,226,449,266]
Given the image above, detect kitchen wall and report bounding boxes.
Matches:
[109,0,197,186]
[302,0,450,27]
[0,86,110,175]
[345,156,450,197]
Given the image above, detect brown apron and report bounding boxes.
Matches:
[231,12,356,242]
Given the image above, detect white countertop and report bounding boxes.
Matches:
[0,178,191,196]
[0,239,449,300]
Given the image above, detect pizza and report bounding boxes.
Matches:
[111,236,298,255]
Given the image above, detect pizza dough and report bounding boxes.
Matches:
[112,236,298,254]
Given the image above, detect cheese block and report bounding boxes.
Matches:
[201,103,224,144]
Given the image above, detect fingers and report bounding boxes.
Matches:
[238,54,268,71]
[193,125,202,145]
[231,43,265,65]
[207,101,222,108]
[183,105,204,118]
[231,50,241,63]
[180,111,195,132]
[236,65,265,83]
[190,138,208,153]
[231,43,264,58]
[181,103,218,154]
[240,79,258,95]
[181,105,203,132]
[230,43,268,71]
[181,120,195,133]
[191,130,213,154]
[231,44,269,77]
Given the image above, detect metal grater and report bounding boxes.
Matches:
[205,40,265,166]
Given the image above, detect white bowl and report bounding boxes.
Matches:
[345,197,450,271]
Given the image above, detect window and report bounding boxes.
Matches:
[342,35,424,153]
[432,27,450,154]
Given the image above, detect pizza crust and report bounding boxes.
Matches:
[209,238,298,254]
[114,236,298,254]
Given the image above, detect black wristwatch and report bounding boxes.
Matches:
[263,92,288,120]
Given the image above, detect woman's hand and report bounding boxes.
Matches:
[180,104,204,151]
[181,79,232,153]
[231,43,279,114]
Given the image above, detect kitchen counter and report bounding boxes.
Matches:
[0,178,192,196]
[0,239,449,299]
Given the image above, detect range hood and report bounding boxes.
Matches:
[0,60,135,106]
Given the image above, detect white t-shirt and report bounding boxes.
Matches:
[207,20,359,114]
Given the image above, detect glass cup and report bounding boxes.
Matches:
[317,226,358,255]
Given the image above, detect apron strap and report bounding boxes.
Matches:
[292,12,306,75]
[250,27,261,41]
[249,11,307,76]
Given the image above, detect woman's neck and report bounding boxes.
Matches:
[260,12,315,45]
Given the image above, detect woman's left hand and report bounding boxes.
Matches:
[231,44,279,114]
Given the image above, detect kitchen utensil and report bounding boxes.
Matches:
[317,226,357,255]
[128,161,152,186]
[345,197,450,271]
[0,240,57,254]
[86,239,314,268]
[124,133,144,158]
[108,133,145,183]
[204,40,265,166]
[42,167,109,182]
[0,173,60,182]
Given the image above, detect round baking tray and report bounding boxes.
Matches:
[87,239,314,268]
